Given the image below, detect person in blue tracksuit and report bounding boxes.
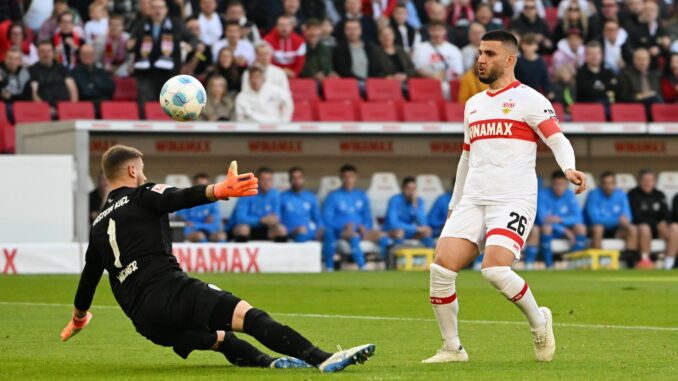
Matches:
[322,164,389,271]
[523,176,545,270]
[175,173,226,242]
[428,183,452,238]
[230,167,287,242]
[384,176,434,248]
[537,171,587,268]
[280,167,324,242]
[585,171,637,251]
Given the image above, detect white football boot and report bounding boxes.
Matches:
[421,346,469,363]
[532,307,556,362]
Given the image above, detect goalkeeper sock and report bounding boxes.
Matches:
[429,263,461,350]
[573,234,587,251]
[217,332,276,367]
[349,236,366,269]
[481,266,546,332]
[243,308,331,366]
[172,330,218,359]
[540,233,554,268]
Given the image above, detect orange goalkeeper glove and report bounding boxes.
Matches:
[60,311,93,342]
[213,161,259,199]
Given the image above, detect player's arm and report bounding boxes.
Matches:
[61,243,103,342]
[448,110,471,215]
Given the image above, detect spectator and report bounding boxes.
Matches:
[383,176,434,248]
[586,172,637,253]
[362,0,398,24]
[320,0,342,25]
[181,18,211,77]
[196,0,225,47]
[619,48,662,116]
[556,0,593,19]
[484,0,514,24]
[427,180,452,237]
[515,33,550,95]
[127,0,152,37]
[508,0,552,54]
[175,173,226,243]
[628,169,678,269]
[54,11,83,70]
[666,6,678,42]
[4,22,38,67]
[242,43,290,94]
[374,26,416,82]
[264,15,307,78]
[235,64,293,122]
[549,65,576,113]
[446,0,475,48]
[619,0,644,33]
[413,22,463,99]
[538,171,587,268]
[458,62,488,102]
[0,47,31,101]
[300,18,334,80]
[552,28,585,76]
[29,41,78,104]
[205,47,243,93]
[201,75,234,121]
[513,0,546,19]
[461,22,485,72]
[281,0,306,33]
[38,0,82,42]
[129,0,199,105]
[592,0,624,37]
[89,172,109,223]
[576,41,618,105]
[224,0,262,45]
[334,0,379,44]
[553,3,592,44]
[474,4,502,33]
[280,167,324,242]
[83,2,108,44]
[420,2,456,45]
[622,1,670,70]
[231,166,287,242]
[389,3,421,54]
[71,44,115,102]
[211,21,255,67]
[601,19,627,75]
[322,164,386,271]
[333,19,385,79]
[661,53,678,103]
[93,14,129,77]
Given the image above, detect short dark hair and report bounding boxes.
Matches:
[344,18,361,27]
[551,170,566,181]
[481,30,518,51]
[226,0,243,9]
[109,13,124,22]
[600,171,615,182]
[520,33,539,46]
[37,40,54,48]
[57,11,73,23]
[249,64,265,75]
[304,18,322,28]
[402,176,416,188]
[257,166,273,176]
[639,168,654,178]
[225,20,241,29]
[288,166,304,176]
[586,40,602,50]
[193,172,210,182]
[101,145,143,181]
[339,164,357,174]
[427,21,446,30]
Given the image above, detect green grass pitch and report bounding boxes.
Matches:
[1,271,677,380]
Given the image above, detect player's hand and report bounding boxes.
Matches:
[60,311,93,342]
[214,161,259,199]
[565,169,587,194]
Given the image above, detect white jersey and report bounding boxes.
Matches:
[461,81,561,204]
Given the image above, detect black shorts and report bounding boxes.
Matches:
[250,225,270,240]
[132,273,241,347]
[603,227,618,238]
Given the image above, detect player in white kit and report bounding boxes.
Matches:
[423,30,587,363]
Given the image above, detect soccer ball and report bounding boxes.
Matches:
[159,75,206,121]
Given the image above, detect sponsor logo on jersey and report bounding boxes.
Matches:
[469,121,514,139]
[92,196,129,226]
[501,100,515,115]
[151,184,172,194]
[470,109,477,115]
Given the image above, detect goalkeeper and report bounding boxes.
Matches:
[61,145,374,373]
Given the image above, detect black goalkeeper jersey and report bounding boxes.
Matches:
[74,183,213,319]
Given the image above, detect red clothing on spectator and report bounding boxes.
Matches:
[361,0,398,19]
[662,76,678,103]
[0,20,35,61]
[263,28,306,76]
[54,31,82,70]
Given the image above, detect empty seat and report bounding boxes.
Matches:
[444,103,465,122]
[215,174,237,220]
[144,101,171,120]
[416,174,445,213]
[657,172,678,206]
[449,80,460,102]
[615,173,637,193]
[164,174,192,188]
[611,103,646,122]
[0,102,13,153]
[367,172,400,219]
[317,101,357,121]
[289,78,319,101]
[13,101,51,124]
[292,100,315,121]
[366,78,403,101]
[272,171,290,192]
[323,78,360,101]
[570,172,596,206]
[57,101,95,120]
[651,104,678,122]
[101,101,140,120]
[113,77,138,101]
[360,102,399,121]
[403,102,440,122]
[408,78,444,102]
[318,175,341,202]
[570,103,606,122]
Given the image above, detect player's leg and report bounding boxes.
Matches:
[267,223,288,242]
[363,229,391,260]
[413,226,435,248]
[185,230,208,243]
[572,223,588,251]
[322,229,338,270]
[523,226,540,270]
[209,231,227,242]
[636,223,653,267]
[341,225,366,269]
[389,229,405,246]
[233,224,251,242]
[539,224,555,268]
[665,223,678,270]
[590,224,605,249]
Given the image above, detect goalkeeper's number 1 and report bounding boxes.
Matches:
[107,219,123,268]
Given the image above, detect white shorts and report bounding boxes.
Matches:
[440,198,536,259]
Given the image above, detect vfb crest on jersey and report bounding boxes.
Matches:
[501,100,515,115]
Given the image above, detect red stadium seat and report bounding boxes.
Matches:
[144,101,171,120]
[0,102,14,153]
[360,101,399,121]
[322,78,361,101]
[570,103,606,122]
[113,77,138,101]
[57,101,95,120]
[403,102,441,122]
[545,7,558,32]
[552,102,565,122]
[408,78,444,102]
[289,78,319,101]
[444,103,465,122]
[449,80,460,102]
[292,100,316,121]
[13,101,51,124]
[317,101,357,121]
[611,103,646,122]
[650,104,678,122]
[365,78,403,101]
[542,54,553,69]
[101,101,140,120]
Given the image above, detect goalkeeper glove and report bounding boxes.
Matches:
[213,161,259,199]
[60,311,93,342]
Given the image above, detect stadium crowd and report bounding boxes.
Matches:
[1,0,678,123]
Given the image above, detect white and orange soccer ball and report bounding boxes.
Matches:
[159,75,206,121]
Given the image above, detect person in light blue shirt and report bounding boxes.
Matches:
[322,164,389,271]
[585,171,637,251]
[230,167,287,242]
[384,176,434,248]
[428,178,453,237]
[175,173,226,242]
[537,171,587,268]
[280,167,324,242]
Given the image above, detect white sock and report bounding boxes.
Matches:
[481,266,546,332]
[641,253,650,260]
[429,263,461,350]
[664,256,675,270]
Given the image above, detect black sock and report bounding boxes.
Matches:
[217,332,276,367]
[172,330,218,359]
[273,236,288,243]
[243,308,332,366]
[234,235,249,243]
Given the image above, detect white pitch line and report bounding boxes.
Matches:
[2,301,678,332]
